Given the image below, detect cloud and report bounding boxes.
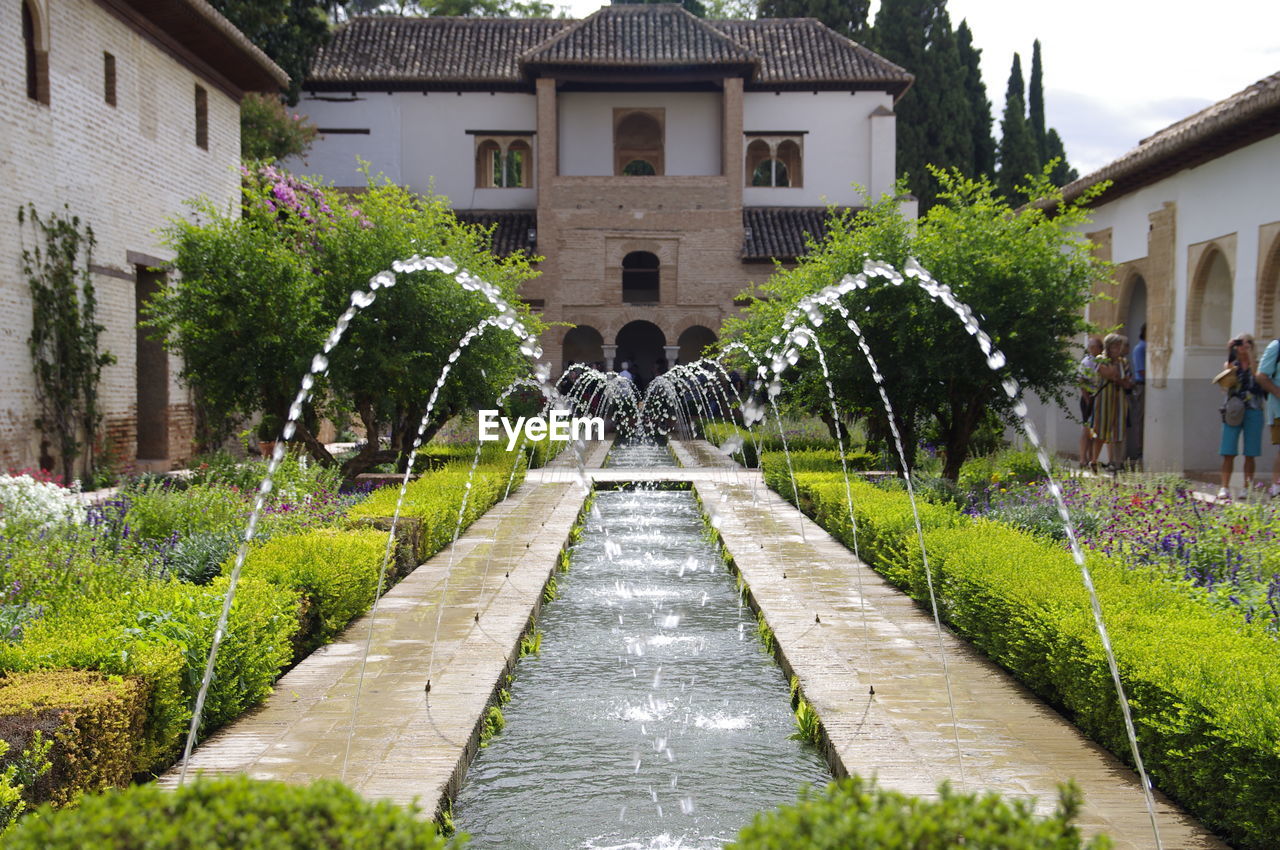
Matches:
[1045,89,1214,176]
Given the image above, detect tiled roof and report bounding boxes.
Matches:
[307,8,910,94]
[1061,69,1280,206]
[309,18,572,90]
[126,0,288,91]
[521,5,758,72]
[455,210,537,256]
[711,19,910,93]
[742,207,861,261]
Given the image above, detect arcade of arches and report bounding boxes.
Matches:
[561,321,719,386]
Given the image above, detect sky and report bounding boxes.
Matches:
[559,0,1280,176]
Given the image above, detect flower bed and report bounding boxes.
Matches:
[762,452,1280,848]
[0,445,530,830]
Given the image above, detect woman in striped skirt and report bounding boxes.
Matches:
[1090,333,1133,472]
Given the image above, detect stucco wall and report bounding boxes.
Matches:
[557,91,721,177]
[1,0,243,474]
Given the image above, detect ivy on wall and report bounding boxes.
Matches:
[18,204,114,484]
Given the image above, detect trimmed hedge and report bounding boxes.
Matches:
[731,775,1109,849]
[768,458,1280,848]
[5,774,463,848]
[235,528,385,655]
[0,577,298,772]
[703,423,864,469]
[0,670,148,807]
[348,461,521,564]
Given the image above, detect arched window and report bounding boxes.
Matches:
[1189,247,1233,347]
[744,134,802,188]
[22,0,47,105]
[615,110,663,176]
[751,159,789,187]
[1259,233,1280,338]
[474,136,532,188]
[622,159,656,176]
[622,251,660,303]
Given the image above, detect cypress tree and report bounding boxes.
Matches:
[1044,128,1079,186]
[997,53,1038,202]
[1029,39,1046,163]
[758,0,870,41]
[956,20,996,178]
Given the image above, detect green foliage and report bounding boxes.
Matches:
[518,630,542,657]
[542,574,558,603]
[775,469,1280,848]
[236,528,383,653]
[17,204,114,484]
[0,733,50,834]
[206,0,330,105]
[727,170,1107,481]
[349,462,517,563]
[479,704,505,747]
[0,577,298,771]
[998,53,1041,204]
[149,165,543,476]
[241,93,318,161]
[956,21,996,178]
[612,0,706,18]
[124,481,247,542]
[730,775,1110,848]
[755,612,776,656]
[5,774,463,848]
[789,697,821,745]
[0,670,145,809]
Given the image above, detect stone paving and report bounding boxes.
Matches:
[671,439,1224,850]
[164,436,1223,848]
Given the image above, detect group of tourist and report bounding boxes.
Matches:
[1078,329,1280,499]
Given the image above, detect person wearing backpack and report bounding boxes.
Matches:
[1255,336,1280,498]
[1217,334,1264,499]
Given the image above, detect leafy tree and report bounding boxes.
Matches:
[241,93,319,162]
[704,0,756,18]
[208,0,333,104]
[758,0,869,41]
[956,21,995,177]
[148,165,543,477]
[373,0,553,15]
[724,169,1108,480]
[997,53,1038,203]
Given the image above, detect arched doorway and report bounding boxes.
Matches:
[1121,275,1147,462]
[677,325,717,365]
[563,325,604,372]
[615,320,665,386]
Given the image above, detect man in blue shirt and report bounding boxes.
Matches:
[1126,324,1147,462]
[1255,337,1280,497]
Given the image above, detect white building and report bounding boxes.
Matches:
[1029,71,1280,479]
[1,0,286,475]
[288,4,912,380]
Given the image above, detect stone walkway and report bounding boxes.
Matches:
[165,436,1223,848]
[672,439,1223,849]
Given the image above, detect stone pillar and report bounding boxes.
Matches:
[664,344,681,366]
[602,344,619,371]
[721,77,743,209]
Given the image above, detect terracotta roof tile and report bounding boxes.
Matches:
[307,9,910,93]
[455,209,537,256]
[742,207,861,261]
[521,5,757,71]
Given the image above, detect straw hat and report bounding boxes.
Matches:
[1212,368,1237,390]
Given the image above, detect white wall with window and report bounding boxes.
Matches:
[558,91,720,177]
[742,90,893,207]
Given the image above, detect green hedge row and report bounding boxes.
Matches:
[5,775,462,848]
[731,775,1108,849]
[0,458,524,807]
[763,453,1280,848]
[702,423,863,469]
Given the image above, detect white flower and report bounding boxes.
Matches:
[0,475,86,530]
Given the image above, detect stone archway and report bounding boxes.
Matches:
[615,320,666,387]
[562,325,604,373]
[677,325,717,365]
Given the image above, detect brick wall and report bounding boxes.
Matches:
[0,0,243,476]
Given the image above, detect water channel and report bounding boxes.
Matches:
[454,457,830,848]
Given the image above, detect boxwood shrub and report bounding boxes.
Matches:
[348,462,518,564]
[235,528,385,654]
[5,774,463,848]
[773,467,1280,848]
[0,670,148,807]
[731,775,1109,849]
[0,577,298,772]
